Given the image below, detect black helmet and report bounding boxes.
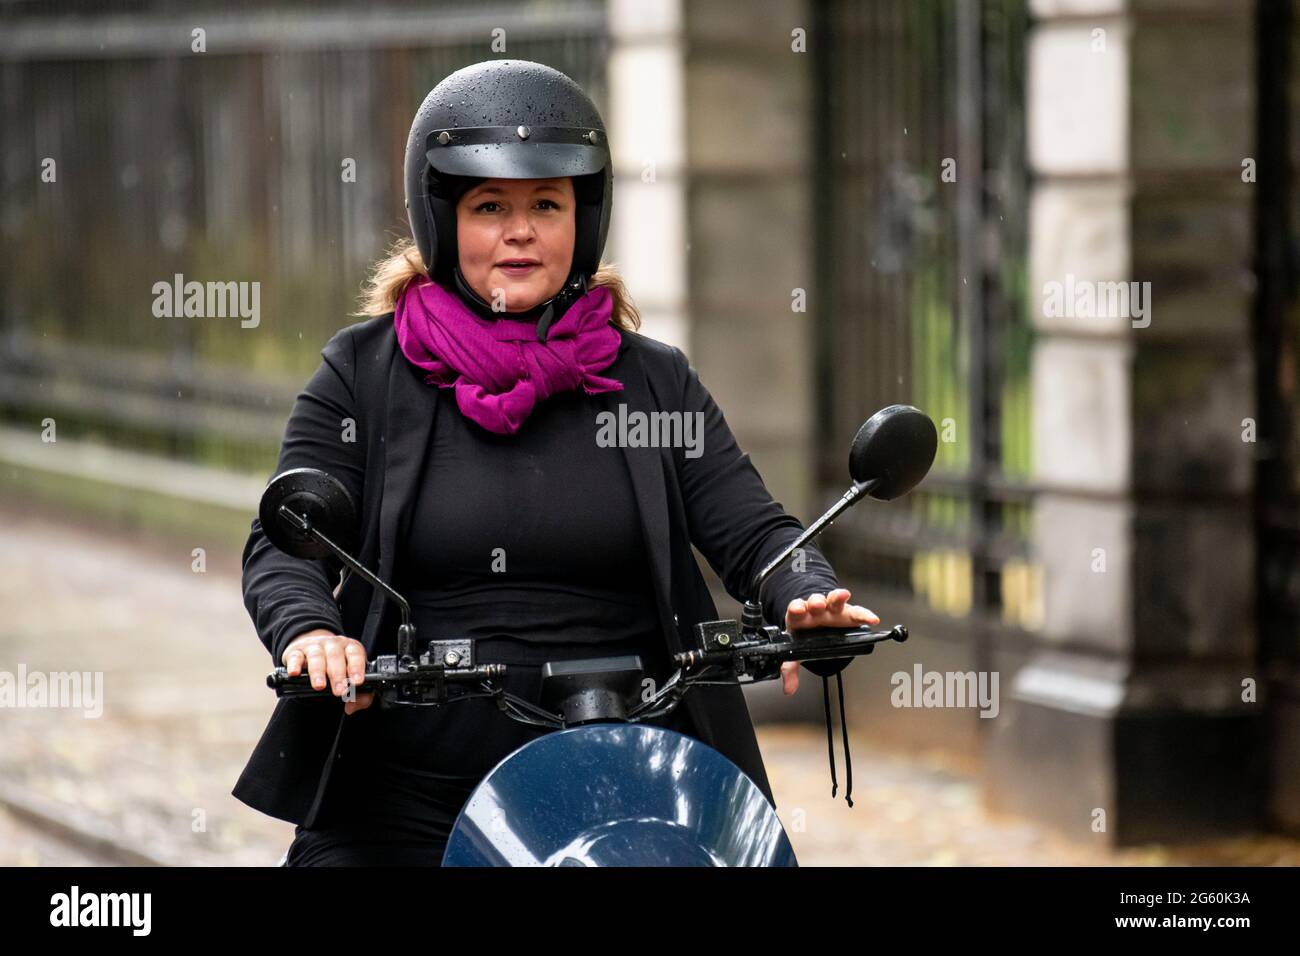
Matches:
[403,59,613,341]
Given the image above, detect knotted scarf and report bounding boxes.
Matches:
[393,274,624,434]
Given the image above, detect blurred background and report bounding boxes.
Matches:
[1,0,1297,865]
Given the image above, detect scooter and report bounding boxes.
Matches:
[261,404,937,866]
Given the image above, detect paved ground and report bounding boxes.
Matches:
[760,726,1300,866]
[0,500,296,866]
[1,500,1297,867]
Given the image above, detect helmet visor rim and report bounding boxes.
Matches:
[424,125,608,180]
[428,142,608,180]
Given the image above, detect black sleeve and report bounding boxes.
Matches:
[671,346,841,629]
[241,327,367,667]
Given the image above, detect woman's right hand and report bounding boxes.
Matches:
[282,629,375,715]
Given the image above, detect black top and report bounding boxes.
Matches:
[394,380,663,647]
[335,384,672,792]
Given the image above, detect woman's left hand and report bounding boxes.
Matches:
[780,588,879,696]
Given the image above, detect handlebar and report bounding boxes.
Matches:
[266,620,908,730]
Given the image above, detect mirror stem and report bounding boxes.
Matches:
[741,477,880,631]
[277,504,414,657]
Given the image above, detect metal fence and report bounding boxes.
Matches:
[0,0,608,474]
[811,0,1037,634]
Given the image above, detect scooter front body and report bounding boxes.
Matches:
[441,723,798,867]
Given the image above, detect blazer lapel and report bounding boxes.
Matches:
[363,342,439,654]
[596,336,682,656]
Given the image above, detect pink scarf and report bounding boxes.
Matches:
[393,274,625,435]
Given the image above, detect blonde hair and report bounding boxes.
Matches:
[351,234,641,333]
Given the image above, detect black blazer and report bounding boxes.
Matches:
[232,313,841,827]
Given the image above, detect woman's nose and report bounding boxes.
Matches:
[503,210,536,240]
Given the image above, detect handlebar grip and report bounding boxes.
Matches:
[267,669,340,697]
[265,662,511,698]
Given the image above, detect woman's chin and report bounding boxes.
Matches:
[488,273,560,313]
[502,300,542,315]
[499,287,547,313]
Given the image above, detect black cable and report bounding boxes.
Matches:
[822,675,838,799]
[836,670,853,807]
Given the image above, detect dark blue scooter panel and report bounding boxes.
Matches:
[442,724,797,867]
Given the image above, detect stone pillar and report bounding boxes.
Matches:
[607,0,689,352]
[985,0,1264,844]
[609,0,818,559]
[679,0,818,519]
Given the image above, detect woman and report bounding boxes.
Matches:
[234,59,876,866]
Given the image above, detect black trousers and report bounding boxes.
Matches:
[282,762,477,866]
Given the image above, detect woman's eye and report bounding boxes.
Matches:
[473,199,558,212]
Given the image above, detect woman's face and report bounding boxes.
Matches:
[455,176,576,312]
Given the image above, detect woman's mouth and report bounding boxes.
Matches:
[497,260,540,277]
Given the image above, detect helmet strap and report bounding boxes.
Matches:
[536,271,589,343]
